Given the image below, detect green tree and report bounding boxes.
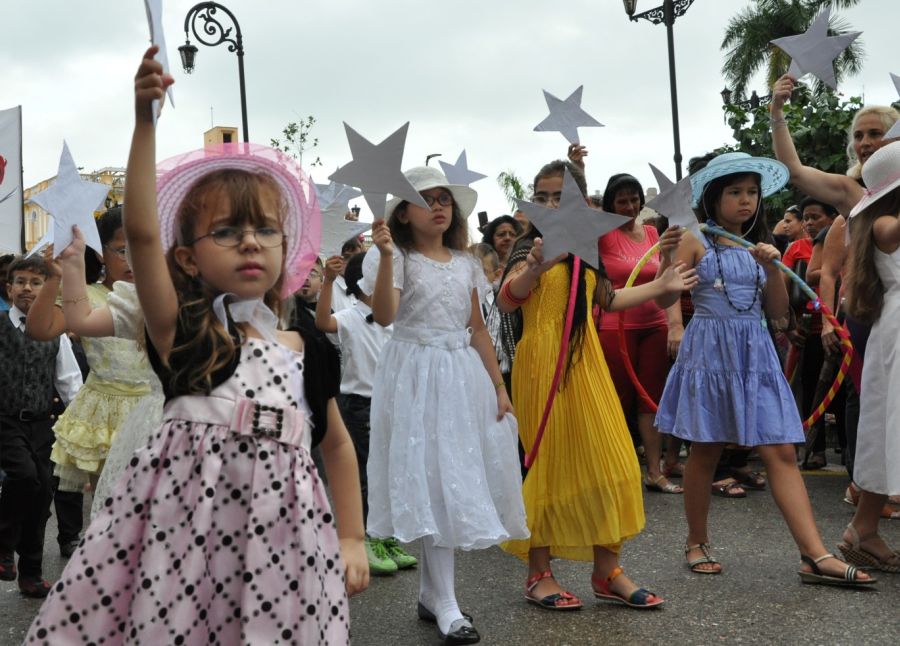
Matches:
[717,85,862,218]
[496,170,528,211]
[721,0,864,101]
[270,115,323,167]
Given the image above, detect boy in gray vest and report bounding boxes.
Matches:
[0,255,82,597]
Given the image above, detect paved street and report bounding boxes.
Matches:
[3,455,897,645]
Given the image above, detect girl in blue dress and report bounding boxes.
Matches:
[656,152,874,587]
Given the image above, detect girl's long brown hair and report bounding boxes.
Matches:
[844,188,900,324]
[387,194,470,252]
[164,168,286,395]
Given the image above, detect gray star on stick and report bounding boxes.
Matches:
[319,209,370,259]
[770,7,861,91]
[439,150,486,186]
[886,73,900,140]
[533,85,604,145]
[30,142,108,256]
[515,169,629,269]
[329,122,428,219]
[646,164,700,236]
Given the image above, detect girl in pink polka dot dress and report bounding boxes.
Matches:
[26,47,368,645]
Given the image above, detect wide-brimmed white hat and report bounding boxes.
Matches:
[690,152,789,207]
[384,166,477,219]
[849,141,900,219]
[155,143,321,298]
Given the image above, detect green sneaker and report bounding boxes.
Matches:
[365,537,398,575]
[382,537,418,569]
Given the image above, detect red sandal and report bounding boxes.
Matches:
[591,566,665,609]
[524,570,582,611]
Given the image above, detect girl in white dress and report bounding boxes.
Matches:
[363,166,528,645]
[840,141,900,573]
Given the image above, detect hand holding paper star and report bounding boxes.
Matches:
[329,122,428,219]
[515,169,629,269]
[533,86,604,145]
[770,7,861,91]
[144,0,175,123]
[29,142,108,256]
[646,164,700,236]
[439,150,487,186]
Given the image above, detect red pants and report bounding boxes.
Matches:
[598,325,669,415]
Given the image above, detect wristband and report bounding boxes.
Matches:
[494,379,506,391]
[501,279,531,307]
[61,295,89,305]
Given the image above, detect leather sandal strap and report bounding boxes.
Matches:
[606,566,624,583]
[525,570,553,592]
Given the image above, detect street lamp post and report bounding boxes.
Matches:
[178,2,249,143]
[623,0,695,180]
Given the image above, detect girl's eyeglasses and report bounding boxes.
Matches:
[192,227,285,248]
[422,193,453,207]
[104,245,128,259]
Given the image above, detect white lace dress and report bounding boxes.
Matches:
[90,282,164,518]
[361,248,528,549]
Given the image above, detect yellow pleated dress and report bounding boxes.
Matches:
[502,263,645,562]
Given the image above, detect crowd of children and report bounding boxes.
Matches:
[0,49,897,646]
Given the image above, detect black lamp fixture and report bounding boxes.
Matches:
[720,86,733,106]
[178,41,199,73]
[179,2,249,142]
[622,0,696,180]
[721,87,770,110]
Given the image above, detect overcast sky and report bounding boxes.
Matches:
[4,0,897,230]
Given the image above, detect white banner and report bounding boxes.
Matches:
[0,106,23,254]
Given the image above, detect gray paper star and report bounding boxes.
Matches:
[439,150,487,186]
[886,74,900,140]
[770,7,861,91]
[533,86,604,145]
[30,142,108,255]
[646,164,700,236]
[515,169,629,269]
[315,179,362,214]
[329,122,428,219]
[319,206,371,258]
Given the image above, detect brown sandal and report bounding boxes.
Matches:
[837,524,900,573]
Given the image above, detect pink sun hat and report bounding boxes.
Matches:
[155,142,322,298]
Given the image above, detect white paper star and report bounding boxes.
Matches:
[533,86,604,145]
[770,7,861,91]
[29,142,108,256]
[329,122,428,219]
[646,164,700,236]
[25,229,53,259]
[439,150,487,186]
[319,206,370,259]
[886,73,900,140]
[144,0,175,123]
[515,169,629,269]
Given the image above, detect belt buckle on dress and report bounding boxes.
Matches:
[251,402,284,440]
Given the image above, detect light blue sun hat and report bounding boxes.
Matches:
[690,152,790,207]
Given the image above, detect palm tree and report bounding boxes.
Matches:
[496,170,528,211]
[721,0,864,100]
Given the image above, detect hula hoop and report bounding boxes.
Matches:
[618,241,663,413]
[700,224,853,431]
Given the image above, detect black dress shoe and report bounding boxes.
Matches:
[18,575,51,598]
[417,602,473,624]
[59,540,80,558]
[0,552,16,581]
[439,618,480,645]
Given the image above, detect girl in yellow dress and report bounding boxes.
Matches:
[499,160,696,610]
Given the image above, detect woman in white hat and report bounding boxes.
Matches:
[362,166,528,644]
[839,141,900,572]
[656,151,874,587]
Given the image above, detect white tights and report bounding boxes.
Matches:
[419,535,464,633]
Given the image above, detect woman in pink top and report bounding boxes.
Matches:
[597,174,683,494]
